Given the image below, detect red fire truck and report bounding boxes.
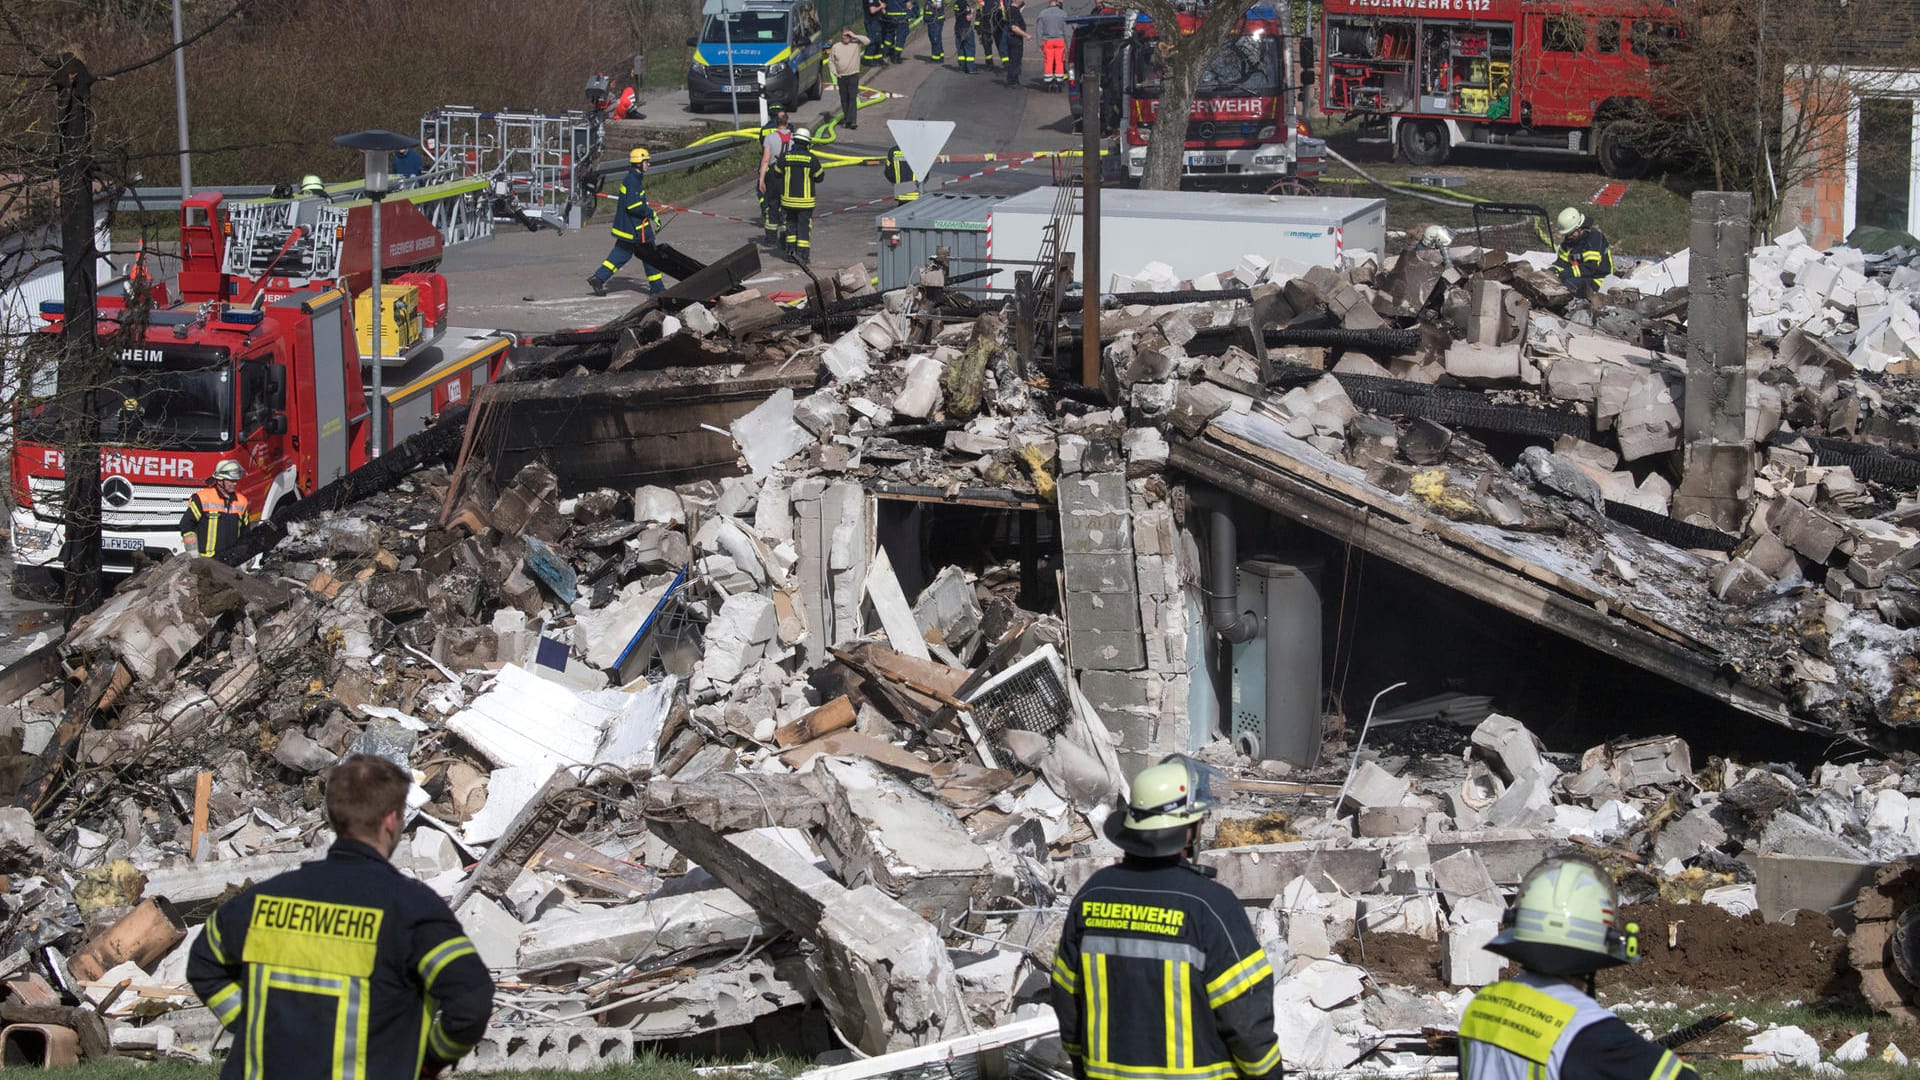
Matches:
[1319,0,1680,176]
[11,185,509,593]
[1115,4,1326,185]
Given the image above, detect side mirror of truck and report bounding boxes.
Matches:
[266,366,287,411]
[265,413,289,437]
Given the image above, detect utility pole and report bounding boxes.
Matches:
[54,54,105,621]
[1080,38,1104,392]
[171,0,193,193]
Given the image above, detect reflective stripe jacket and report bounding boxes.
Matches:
[610,165,659,244]
[1461,973,1698,1080]
[1051,859,1282,1080]
[885,148,919,201]
[1551,228,1613,282]
[179,486,249,558]
[781,146,825,209]
[187,839,495,1080]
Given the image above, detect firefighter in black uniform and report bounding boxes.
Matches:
[189,755,495,1080]
[588,147,665,296]
[885,147,921,202]
[953,0,976,72]
[179,459,249,559]
[883,0,912,61]
[779,127,826,266]
[1053,758,1283,1080]
[1551,207,1614,300]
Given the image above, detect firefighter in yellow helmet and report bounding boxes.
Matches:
[1051,758,1282,1080]
[1550,207,1613,300]
[1460,855,1698,1080]
[588,147,666,296]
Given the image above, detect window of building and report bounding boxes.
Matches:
[1857,98,1915,234]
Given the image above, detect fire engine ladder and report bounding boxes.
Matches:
[422,107,596,231]
[221,177,495,281]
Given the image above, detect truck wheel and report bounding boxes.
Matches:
[1596,123,1650,179]
[1397,120,1449,166]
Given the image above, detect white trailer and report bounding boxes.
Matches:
[984,187,1386,293]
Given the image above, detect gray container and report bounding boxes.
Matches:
[875,192,1008,299]
[1228,557,1324,766]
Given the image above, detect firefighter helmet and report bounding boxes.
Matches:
[299,174,325,197]
[1485,854,1639,976]
[629,147,651,166]
[1556,207,1587,234]
[1421,224,1454,249]
[792,126,812,141]
[1101,756,1223,858]
[212,460,244,482]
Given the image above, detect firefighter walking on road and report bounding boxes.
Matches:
[188,754,496,1080]
[1052,758,1283,1080]
[179,460,249,559]
[780,127,826,266]
[1461,854,1699,1080]
[588,148,665,296]
[757,107,794,244]
[1551,207,1613,300]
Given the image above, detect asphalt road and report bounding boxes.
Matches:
[444,24,1081,334]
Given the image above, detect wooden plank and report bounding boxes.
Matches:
[856,646,971,699]
[529,835,658,901]
[779,730,936,776]
[190,772,212,864]
[774,696,857,749]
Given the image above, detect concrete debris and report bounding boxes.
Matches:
[15,217,1920,1076]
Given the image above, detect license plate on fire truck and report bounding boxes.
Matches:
[102,536,144,552]
[1185,152,1227,166]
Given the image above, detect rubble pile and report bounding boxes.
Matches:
[1075,234,1920,737]
[3,222,1920,1074]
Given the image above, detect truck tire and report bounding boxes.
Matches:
[1397,120,1449,166]
[1595,122,1650,179]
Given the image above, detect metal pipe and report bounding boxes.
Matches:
[370,191,385,457]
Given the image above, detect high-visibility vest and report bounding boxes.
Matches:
[885,149,919,201]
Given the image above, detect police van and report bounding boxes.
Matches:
[686,0,833,113]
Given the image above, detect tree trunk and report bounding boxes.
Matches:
[1140,41,1205,190]
[55,56,105,623]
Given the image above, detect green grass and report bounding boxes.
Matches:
[1607,994,1913,1078]
[644,45,694,88]
[1312,123,1695,258]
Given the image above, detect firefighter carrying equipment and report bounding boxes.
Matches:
[180,482,250,559]
[186,838,495,1080]
[593,162,665,293]
[1459,972,1699,1080]
[1051,858,1282,1080]
[1485,855,1639,976]
[885,147,920,201]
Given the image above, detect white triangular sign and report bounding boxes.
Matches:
[887,119,955,183]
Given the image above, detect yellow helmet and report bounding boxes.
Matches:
[1485,855,1639,975]
[629,147,651,166]
[1101,756,1223,858]
[299,174,325,196]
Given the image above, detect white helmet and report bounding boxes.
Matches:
[1421,224,1454,249]
[792,126,812,141]
[1556,207,1587,234]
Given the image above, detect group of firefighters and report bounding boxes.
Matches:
[861,0,1081,86]
[175,741,1693,1080]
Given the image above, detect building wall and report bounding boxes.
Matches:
[1780,65,1920,247]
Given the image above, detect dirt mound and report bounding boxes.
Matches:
[1333,902,1856,1003]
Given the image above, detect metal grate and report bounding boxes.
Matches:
[964,644,1072,760]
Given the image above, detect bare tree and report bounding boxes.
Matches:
[1134,0,1262,190]
[1617,0,1920,233]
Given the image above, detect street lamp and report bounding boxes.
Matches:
[333,129,418,459]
